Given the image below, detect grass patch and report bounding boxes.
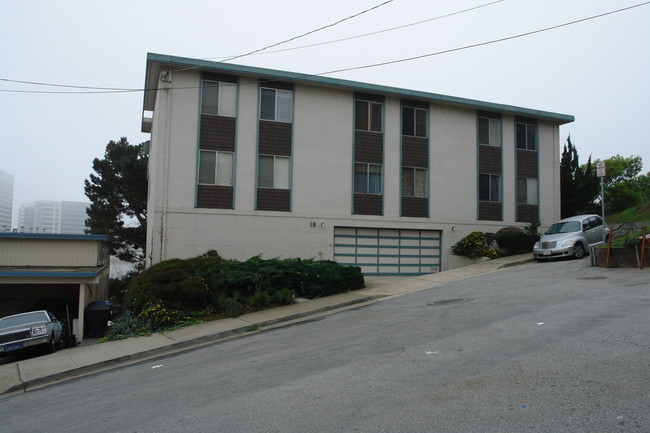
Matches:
[607,203,650,223]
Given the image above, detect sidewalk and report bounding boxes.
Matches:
[0,254,533,396]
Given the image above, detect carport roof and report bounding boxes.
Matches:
[0,233,110,241]
[0,266,107,278]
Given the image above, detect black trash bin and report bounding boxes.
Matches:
[84,301,113,338]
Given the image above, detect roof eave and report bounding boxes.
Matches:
[142,52,574,125]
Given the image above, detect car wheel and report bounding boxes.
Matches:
[573,242,586,259]
[46,334,57,354]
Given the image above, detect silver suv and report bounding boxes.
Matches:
[533,214,609,260]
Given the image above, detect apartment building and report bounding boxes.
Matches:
[141,53,573,275]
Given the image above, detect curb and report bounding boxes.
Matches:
[2,294,382,395]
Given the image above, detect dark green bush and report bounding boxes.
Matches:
[125,252,365,319]
[103,310,152,340]
[272,288,294,305]
[496,231,536,255]
[224,299,242,317]
[247,291,272,309]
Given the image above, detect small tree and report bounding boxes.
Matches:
[84,138,148,265]
[560,137,599,218]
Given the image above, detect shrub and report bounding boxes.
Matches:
[125,259,211,313]
[139,303,180,331]
[102,310,152,341]
[247,291,272,309]
[452,231,499,259]
[496,231,536,255]
[495,226,523,237]
[272,288,294,305]
[125,252,364,320]
[224,299,242,317]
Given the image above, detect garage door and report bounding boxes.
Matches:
[333,227,441,276]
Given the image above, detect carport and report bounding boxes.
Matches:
[0,233,110,343]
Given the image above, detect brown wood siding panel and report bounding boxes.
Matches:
[402,197,428,218]
[259,121,292,156]
[402,99,429,109]
[517,204,538,223]
[517,150,538,178]
[200,115,236,151]
[197,185,233,209]
[260,81,294,91]
[479,202,502,221]
[479,145,501,174]
[202,72,238,84]
[353,194,382,215]
[355,131,383,164]
[256,188,290,212]
[402,137,428,168]
[355,92,384,103]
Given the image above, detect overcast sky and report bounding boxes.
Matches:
[1,0,648,227]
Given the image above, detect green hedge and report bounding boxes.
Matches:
[496,231,537,255]
[124,252,364,316]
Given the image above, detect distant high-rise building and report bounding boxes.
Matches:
[0,170,14,231]
[18,200,90,234]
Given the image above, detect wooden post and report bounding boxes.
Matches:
[605,228,613,268]
[640,226,647,270]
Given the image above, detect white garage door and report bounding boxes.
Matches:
[333,227,441,276]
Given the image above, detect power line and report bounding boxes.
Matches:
[219,0,395,63]
[2,1,648,95]
[0,78,140,91]
[315,1,650,76]
[204,0,504,60]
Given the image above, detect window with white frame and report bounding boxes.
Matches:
[201,81,237,117]
[355,100,382,132]
[517,177,538,205]
[402,106,427,137]
[402,167,427,197]
[260,88,292,123]
[479,174,500,202]
[478,117,501,146]
[354,163,382,194]
[258,155,290,189]
[516,122,537,150]
[199,150,234,186]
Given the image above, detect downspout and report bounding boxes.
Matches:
[159,69,173,262]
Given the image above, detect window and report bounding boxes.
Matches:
[199,151,234,186]
[479,174,500,202]
[517,177,538,205]
[260,88,292,122]
[402,106,427,137]
[478,117,500,146]
[258,155,290,189]
[354,163,382,194]
[201,81,237,117]
[402,167,427,197]
[516,122,537,150]
[588,216,603,229]
[355,100,382,132]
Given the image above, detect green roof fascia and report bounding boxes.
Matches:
[0,233,110,241]
[143,52,574,124]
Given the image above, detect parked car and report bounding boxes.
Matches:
[533,214,609,260]
[0,310,63,356]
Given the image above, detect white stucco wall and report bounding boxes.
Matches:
[145,68,565,272]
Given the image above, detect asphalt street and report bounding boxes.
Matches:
[1,259,648,432]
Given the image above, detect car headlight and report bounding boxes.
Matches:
[31,326,47,336]
[561,239,576,247]
[533,241,540,248]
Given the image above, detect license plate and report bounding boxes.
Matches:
[3,342,23,352]
[543,250,552,256]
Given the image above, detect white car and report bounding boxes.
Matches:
[533,214,609,260]
[0,310,64,355]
